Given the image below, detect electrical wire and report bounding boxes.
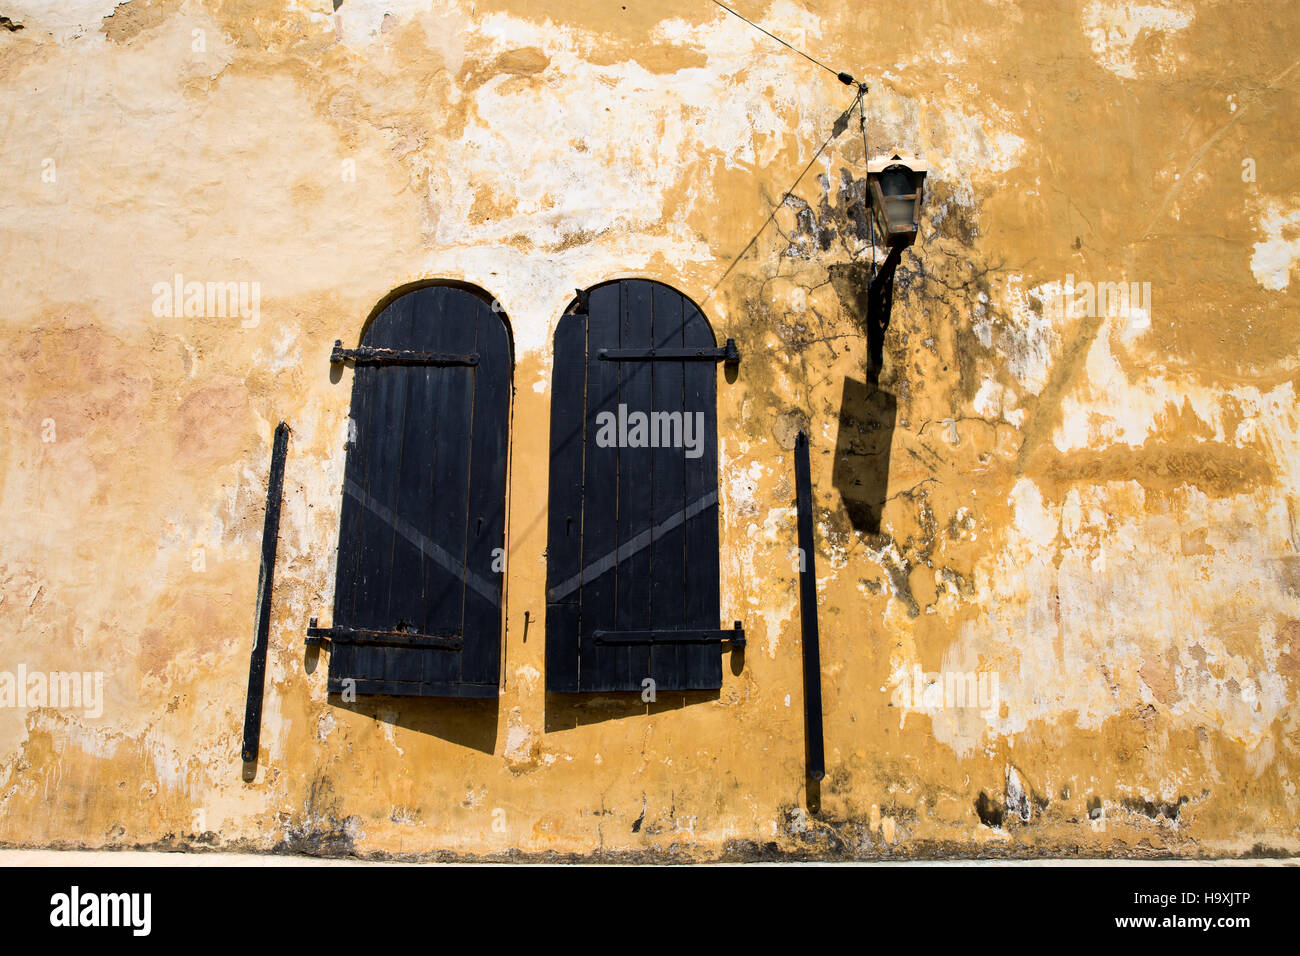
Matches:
[859,92,875,268]
[710,0,858,86]
[702,87,866,305]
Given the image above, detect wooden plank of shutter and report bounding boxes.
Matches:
[682,303,723,690]
[352,295,416,684]
[461,296,510,689]
[331,356,374,689]
[580,284,622,691]
[545,312,587,692]
[332,300,409,687]
[648,283,687,689]
[383,288,443,689]
[422,288,477,691]
[614,279,654,689]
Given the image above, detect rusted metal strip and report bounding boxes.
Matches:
[242,422,290,764]
[305,620,463,651]
[330,339,478,366]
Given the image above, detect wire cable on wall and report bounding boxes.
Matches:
[702,87,866,305]
[704,1,880,300]
[859,92,875,268]
[710,0,860,87]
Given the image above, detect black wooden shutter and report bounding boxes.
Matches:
[546,279,730,693]
[327,284,510,698]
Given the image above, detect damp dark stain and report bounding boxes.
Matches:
[975,791,1004,829]
[1122,795,1189,822]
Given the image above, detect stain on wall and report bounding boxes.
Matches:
[0,0,1297,859]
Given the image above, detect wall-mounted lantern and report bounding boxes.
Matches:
[867,153,927,248]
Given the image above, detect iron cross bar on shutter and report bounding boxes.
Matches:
[594,622,745,648]
[597,337,741,368]
[329,339,479,366]
[306,619,464,650]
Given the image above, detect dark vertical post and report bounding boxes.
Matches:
[794,431,826,781]
[242,422,290,764]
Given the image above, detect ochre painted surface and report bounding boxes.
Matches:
[1,0,1297,859]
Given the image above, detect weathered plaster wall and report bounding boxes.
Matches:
[0,0,1297,858]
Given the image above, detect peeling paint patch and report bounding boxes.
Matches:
[1082,0,1193,79]
[1250,198,1300,291]
[4,0,124,43]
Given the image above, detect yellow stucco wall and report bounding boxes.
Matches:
[1,0,1297,859]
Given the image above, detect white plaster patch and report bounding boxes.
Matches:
[331,0,455,52]
[514,664,541,691]
[890,94,1026,208]
[503,706,539,769]
[1052,313,1231,452]
[257,324,302,373]
[724,457,764,519]
[996,277,1063,395]
[1009,478,1057,551]
[1249,198,1300,291]
[391,5,850,359]
[3,0,124,43]
[973,378,1023,426]
[740,505,798,659]
[377,708,403,755]
[29,711,121,761]
[907,482,1299,758]
[1118,300,1151,346]
[1082,1,1194,79]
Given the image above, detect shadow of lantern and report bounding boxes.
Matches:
[832,377,897,535]
[829,241,902,536]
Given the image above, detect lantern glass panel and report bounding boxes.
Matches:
[884,196,916,232]
[867,155,926,246]
[879,167,912,197]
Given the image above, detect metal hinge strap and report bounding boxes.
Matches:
[598,338,740,367]
[593,622,744,648]
[330,340,478,366]
[306,619,463,650]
